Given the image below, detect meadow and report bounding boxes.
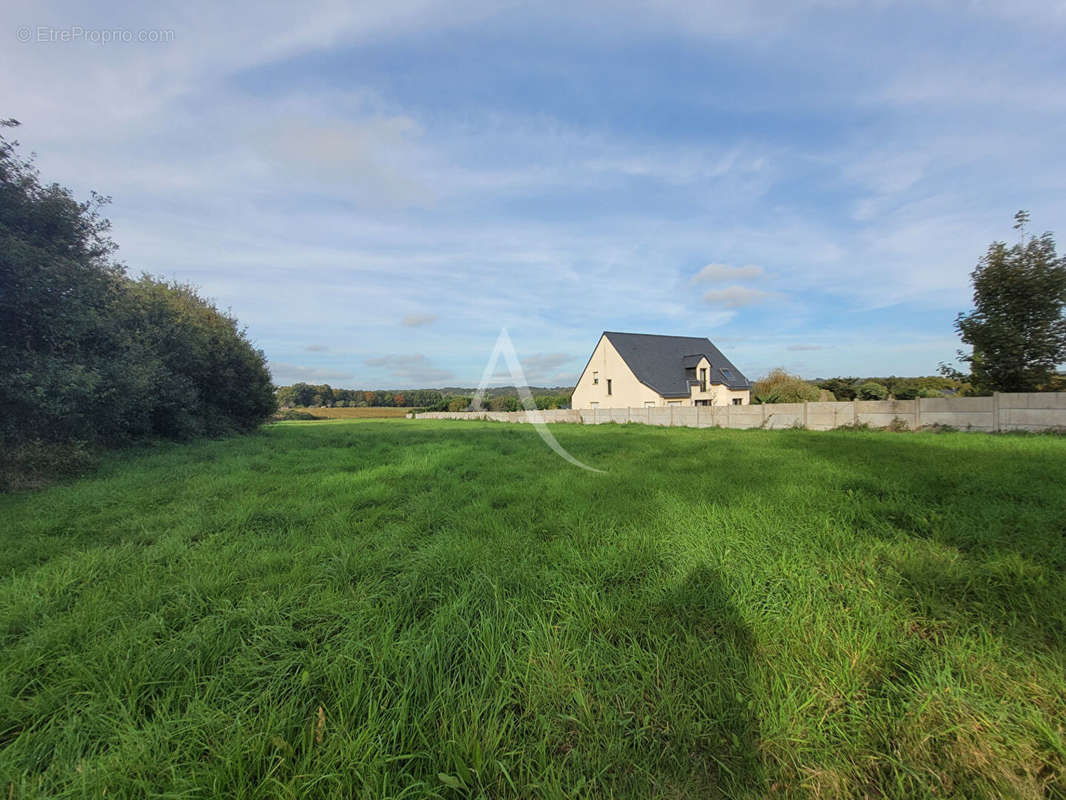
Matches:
[1,419,1065,799]
[284,407,412,419]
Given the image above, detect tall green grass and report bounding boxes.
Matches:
[1,420,1064,798]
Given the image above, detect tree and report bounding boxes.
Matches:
[945,211,1066,393]
[751,368,821,404]
[890,380,922,400]
[855,381,888,400]
[818,377,859,401]
[275,385,296,408]
[289,383,318,407]
[0,121,274,445]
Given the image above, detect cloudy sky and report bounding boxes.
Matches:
[5,1,1065,387]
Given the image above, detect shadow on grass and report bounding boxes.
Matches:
[625,563,763,796]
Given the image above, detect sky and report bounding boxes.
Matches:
[5,0,1066,387]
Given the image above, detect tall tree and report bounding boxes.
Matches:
[947,212,1066,393]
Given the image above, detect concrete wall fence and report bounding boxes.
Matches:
[415,392,1066,433]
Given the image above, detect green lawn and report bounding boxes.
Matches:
[2,420,1065,799]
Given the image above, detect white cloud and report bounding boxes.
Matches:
[402,313,438,327]
[701,286,772,309]
[364,354,454,384]
[269,362,355,384]
[692,263,765,283]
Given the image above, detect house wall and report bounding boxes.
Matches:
[571,335,662,409]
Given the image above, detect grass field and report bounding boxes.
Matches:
[286,407,412,419]
[2,420,1065,799]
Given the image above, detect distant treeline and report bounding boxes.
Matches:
[752,372,978,405]
[276,383,573,411]
[814,375,969,401]
[1,121,275,452]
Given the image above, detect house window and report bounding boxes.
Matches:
[699,367,707,392]
[589,401,599,408]
[667,401,682,406]
[606,379,612,396]
[644,401,655,407]
[696,399,711,406]
[592,371,599,385]
[732,397,743,405]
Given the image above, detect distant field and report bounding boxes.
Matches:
[290,406,411,419]
[1,421,1065,798]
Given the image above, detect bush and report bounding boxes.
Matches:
[856,382,888,400]
[0,440,98,492]
[891,381,922,400]
[925,423,958,433]
[535,393,571,409]
[271,410,318,421]
[752,368,821,404]
[0,121,276,450]
[834,421,872,432]
[818,377,859,401]
[487,396,519,412]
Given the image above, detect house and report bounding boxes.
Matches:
[571,331,751,409]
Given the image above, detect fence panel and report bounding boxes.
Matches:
[919,396,993,431]
[854,400,916,429]
[763,402,803,429]
[417,393,1066,432]
[806,401,853,430]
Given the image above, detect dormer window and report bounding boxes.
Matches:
[699,367,707,392]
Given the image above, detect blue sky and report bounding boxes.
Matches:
[6,1,1066,386]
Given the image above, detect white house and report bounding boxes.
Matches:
[571,332,751,409]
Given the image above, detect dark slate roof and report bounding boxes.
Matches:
[602,331,750,396]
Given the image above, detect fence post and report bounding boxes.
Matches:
[726,402,731,428]
[803,401,808,428]
[914,398,921,430]
[852,400,858,426]
[761,403,767,427]
[992,392,1000,432]
[696,405,701,427]
[669,404,675,427]
[627,407,631,424]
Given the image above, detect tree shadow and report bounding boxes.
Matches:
[602,562,764,797]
